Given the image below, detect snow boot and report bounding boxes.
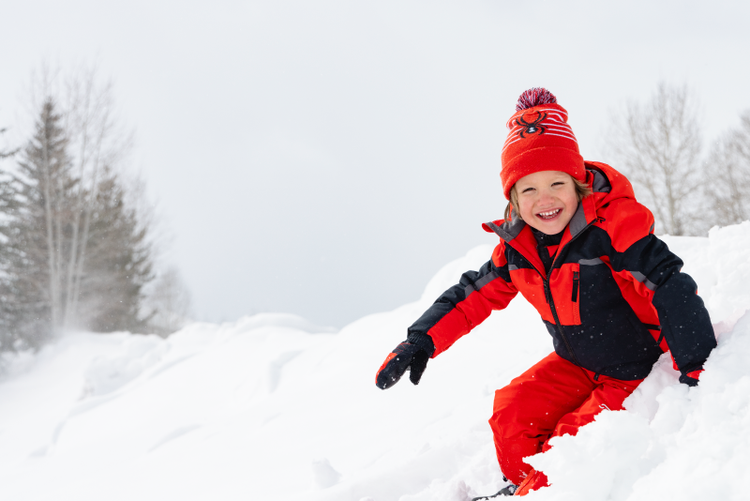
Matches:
[471,484,518,499]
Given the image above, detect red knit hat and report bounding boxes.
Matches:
[500,88,585,199]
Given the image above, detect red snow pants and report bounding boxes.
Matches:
[489,352,643,496]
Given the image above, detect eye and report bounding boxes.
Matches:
[521,187,535,194]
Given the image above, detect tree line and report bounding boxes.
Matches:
[0,68,189,353]
[604,82,750,236]
[2,78,748,352]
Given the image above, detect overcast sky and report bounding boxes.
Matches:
[2,0,750,329]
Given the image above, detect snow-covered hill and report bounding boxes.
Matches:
[1,223,749,501]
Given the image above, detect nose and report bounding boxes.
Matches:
[537,188,554,206]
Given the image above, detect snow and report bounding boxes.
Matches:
[1,223,750,500]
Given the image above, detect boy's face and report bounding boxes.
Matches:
[515,170,578,235]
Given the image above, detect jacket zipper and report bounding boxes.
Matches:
[539,220,596,381]
[544,277,583,370]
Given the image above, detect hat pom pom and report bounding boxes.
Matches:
[515,88,557,111]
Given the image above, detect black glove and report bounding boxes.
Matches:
[679,367,704,387]
[375,335,435,390]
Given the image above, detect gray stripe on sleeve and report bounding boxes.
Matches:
[578,258,604,266]
[464,270,501,296]
[630,271,658,291]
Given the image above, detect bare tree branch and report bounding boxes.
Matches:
[704,111,750,225]
[0,64,157,349]
[605,82,706,235]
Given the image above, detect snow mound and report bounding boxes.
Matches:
[0,223,749,501]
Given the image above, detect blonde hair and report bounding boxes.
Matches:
[503,176,592,221]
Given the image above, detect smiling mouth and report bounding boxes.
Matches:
[536,209,562,220]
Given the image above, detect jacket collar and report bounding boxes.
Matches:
[482,165,614,273]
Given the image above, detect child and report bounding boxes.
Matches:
[375,88,716,497]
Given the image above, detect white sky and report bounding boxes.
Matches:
[2,0,750,328]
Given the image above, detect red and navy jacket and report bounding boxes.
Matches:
[407,162,716,382]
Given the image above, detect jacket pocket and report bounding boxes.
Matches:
[549,262,581,325]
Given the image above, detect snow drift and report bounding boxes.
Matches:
[1,223,750,501]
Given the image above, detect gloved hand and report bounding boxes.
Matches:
[375,337,434,390]
[679,368,704,387]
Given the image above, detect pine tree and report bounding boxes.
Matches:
[0,99,76,348]
[0,128,23,349]
[77,165,154,333]
[0,126,19,160]
[0,97,155,350]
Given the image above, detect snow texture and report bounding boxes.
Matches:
[1,223,750,500]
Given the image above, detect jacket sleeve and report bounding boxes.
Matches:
[603,205,716,383]
[651,266,715,385]
[407,242,518,357]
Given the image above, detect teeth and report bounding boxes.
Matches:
[538,209,560,218]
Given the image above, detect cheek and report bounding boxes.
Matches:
[517,198,535,219]
[563,190,579,210]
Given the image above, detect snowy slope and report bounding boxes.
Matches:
[1,223,749,501]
